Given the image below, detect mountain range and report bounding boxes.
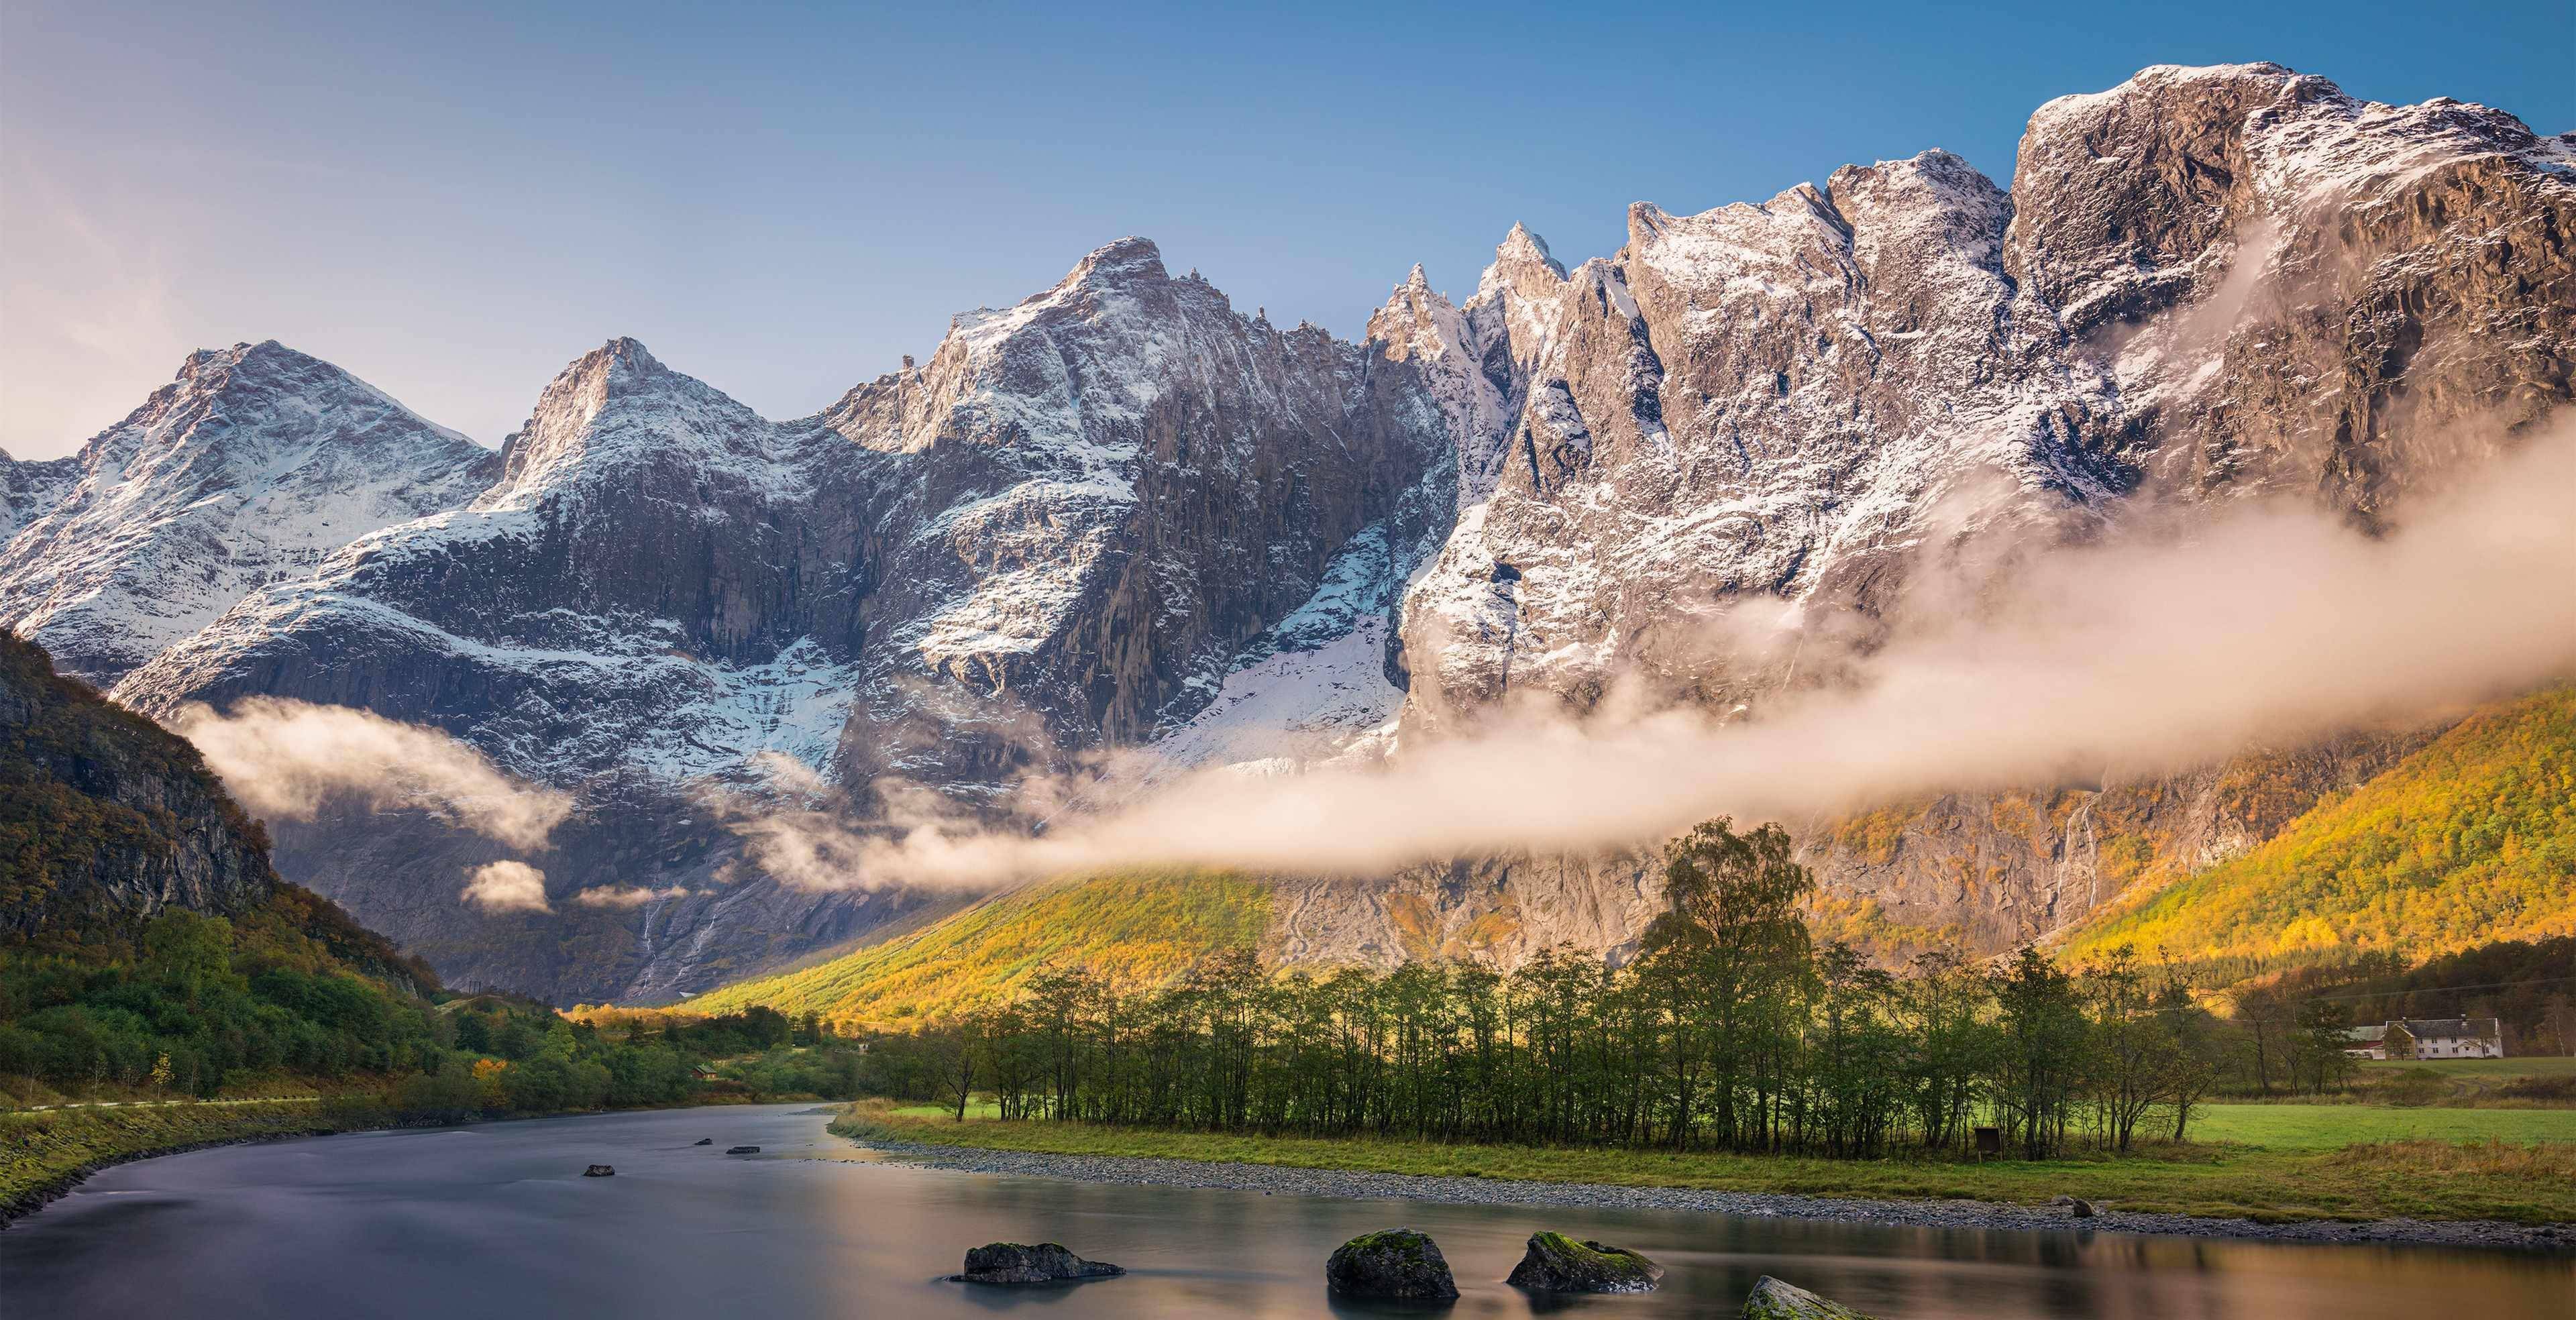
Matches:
[5,62,2569,1004]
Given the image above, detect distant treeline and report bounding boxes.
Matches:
[854,820,2382,1161]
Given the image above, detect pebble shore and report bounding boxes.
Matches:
[843,1135,2573,1253]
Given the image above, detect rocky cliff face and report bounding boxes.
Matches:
[1279,64,2573,969]
[24,63,2570,995]
[1395,65,2573,732]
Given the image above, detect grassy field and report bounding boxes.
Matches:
[0,1099,388,1221]
[2192,1103,2576,1150]
[834,1101,2576,1225]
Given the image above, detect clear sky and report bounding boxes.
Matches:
[4,0,2569,458]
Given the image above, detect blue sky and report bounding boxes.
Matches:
[5,0,2569,457]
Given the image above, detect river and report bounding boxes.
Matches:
[3,1103,2567,1317]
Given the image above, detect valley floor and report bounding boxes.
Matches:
[830,1102,2576,1250]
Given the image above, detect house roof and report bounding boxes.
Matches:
[2394,1018,2500,1040]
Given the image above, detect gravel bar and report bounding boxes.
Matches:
[839,1135,2572,1253]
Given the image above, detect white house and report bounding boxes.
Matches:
[2387,1018,2504,1059]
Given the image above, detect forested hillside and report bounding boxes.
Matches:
[2057,688,2576,972]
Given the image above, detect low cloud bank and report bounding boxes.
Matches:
[779,422,2576,889]
[175,698,574,850]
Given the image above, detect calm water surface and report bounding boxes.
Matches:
[3,1103,2568,1318]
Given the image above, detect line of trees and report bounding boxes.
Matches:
[861,821,2363,1160]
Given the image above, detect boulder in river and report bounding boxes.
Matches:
[954,1242,1125,1285]
[581,1164,615,1178]
[1505,1231,1661,1292]
[724,1146,760,1154]
[1326,1227,1458,1302]
[693,1138,712,1146]
[1742,1275,1876,1319]
[2051,1195,2097,1219]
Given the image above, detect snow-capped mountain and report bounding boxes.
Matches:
[0,342,499,685]
[26,63,2571,999]
[1281,63,2576,965]
[109,239,1454,998]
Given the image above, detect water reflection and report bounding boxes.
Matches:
[2,1104,2565,1319]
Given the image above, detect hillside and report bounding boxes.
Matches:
[681,872,1269,1028]
[2056,687,2576,971]
[0,630,428,984]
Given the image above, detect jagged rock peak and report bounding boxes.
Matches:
[1058,235,1169,288]
[488,336,806,508]
[121,339,473,447]
[1495,222,1564,277]
[0,339,496,684]
[2024,61,2302,138]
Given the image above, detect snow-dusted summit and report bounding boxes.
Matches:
[0,342,497,684]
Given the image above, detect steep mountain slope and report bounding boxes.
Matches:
[1799,726,2446,954]
[0,343,500,686]
[683,871,1269,1026]
[0,630,425,985]
[2055,687,2576,969]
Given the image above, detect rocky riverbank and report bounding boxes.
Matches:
[837,1134,2573,1252]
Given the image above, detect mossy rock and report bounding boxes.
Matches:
[1505,1231,1662,1292]
[1326,1227,1458,1301]
[1743,1275,1875,1319]
[955,1242,1124,1285]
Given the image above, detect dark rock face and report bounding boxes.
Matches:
[955,1242,1124,1285]
[1326,1227,1459,1301]
[0,631,278,945]
[1505,1231,1661,1292]
[1742,1276,1875,1320]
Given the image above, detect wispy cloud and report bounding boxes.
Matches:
[462,860,550,913]
[742,420,2576,889]
[174,698,574,850]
